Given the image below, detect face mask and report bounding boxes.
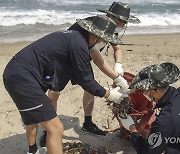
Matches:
[92,41,106,51]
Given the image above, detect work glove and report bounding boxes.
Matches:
[114,63,124,76]
[106,87,128,104]
[113,75,129,92]
[119,115,135,131]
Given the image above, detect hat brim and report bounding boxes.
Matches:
[97,9,141,24]
[129,62,180,90]
[76,18,122,45]
[160,62,180,84]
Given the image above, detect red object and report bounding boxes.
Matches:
[119,72,156,138]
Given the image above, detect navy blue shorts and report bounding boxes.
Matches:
[3,68,57,125]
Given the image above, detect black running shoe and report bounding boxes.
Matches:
[40,131,47,147]
[82,122,106,136]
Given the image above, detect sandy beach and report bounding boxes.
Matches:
[0,33,180,154]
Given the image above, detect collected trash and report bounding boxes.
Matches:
[63,142,111,154]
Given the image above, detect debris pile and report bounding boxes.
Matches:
[107,97,130,119]
[63,142,110,154]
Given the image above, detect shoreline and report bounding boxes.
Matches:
[1,26,180,45]
[1,32,180,57]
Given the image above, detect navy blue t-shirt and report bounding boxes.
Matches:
[131,86,180,153]
[4,30,106,97]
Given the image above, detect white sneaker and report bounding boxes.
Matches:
[27,147,47,154]
[27,149,40,154]
[39,147,47,154]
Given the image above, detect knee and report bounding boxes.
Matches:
[46,121,64,137]
[57,121,64,131]
[57,123,64,137]
[55,122,64,136]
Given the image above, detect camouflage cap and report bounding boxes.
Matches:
[129,62,180,90]
[97,2,140,24]
[76,15,122,45]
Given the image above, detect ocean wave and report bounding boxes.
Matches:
[0,9,96,26]
[130,13,180,26]
[36,0,112,5]
[0,9,180,27]
[123,0,180,5]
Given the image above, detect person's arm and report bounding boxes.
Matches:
[69,40,128,102]
[129,116,174,154]
[70,42,106,97]
[118,116,145,154]
[90,48,129,92]
[112,44,123,63]
[112,44,124,76]
[90,49,118,80]
[129,125,147,154]
[70,44,127,101]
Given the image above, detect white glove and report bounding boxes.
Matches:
[114,63,124,76]
[107,87,128,103]
[114,75,129,92]
[119,115,135,131]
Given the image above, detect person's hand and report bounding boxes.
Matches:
[106,87,128,103]
[114,63,124,76]
[113,75,129,92]
[119,115,135,131]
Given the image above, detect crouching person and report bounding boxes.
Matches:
[119,62,180,154]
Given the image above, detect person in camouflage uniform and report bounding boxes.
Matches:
[119,62,180,154]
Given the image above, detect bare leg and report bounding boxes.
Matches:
[82,90,106,136]
[40,90,60,148]
[41,116,64,154]
[25,124,38,146]
[83,90,94,116]
[48,90,60,111]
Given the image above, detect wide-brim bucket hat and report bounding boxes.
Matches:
[129,62,180,90]
[97,2,140,24]
[76,15,122,45]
